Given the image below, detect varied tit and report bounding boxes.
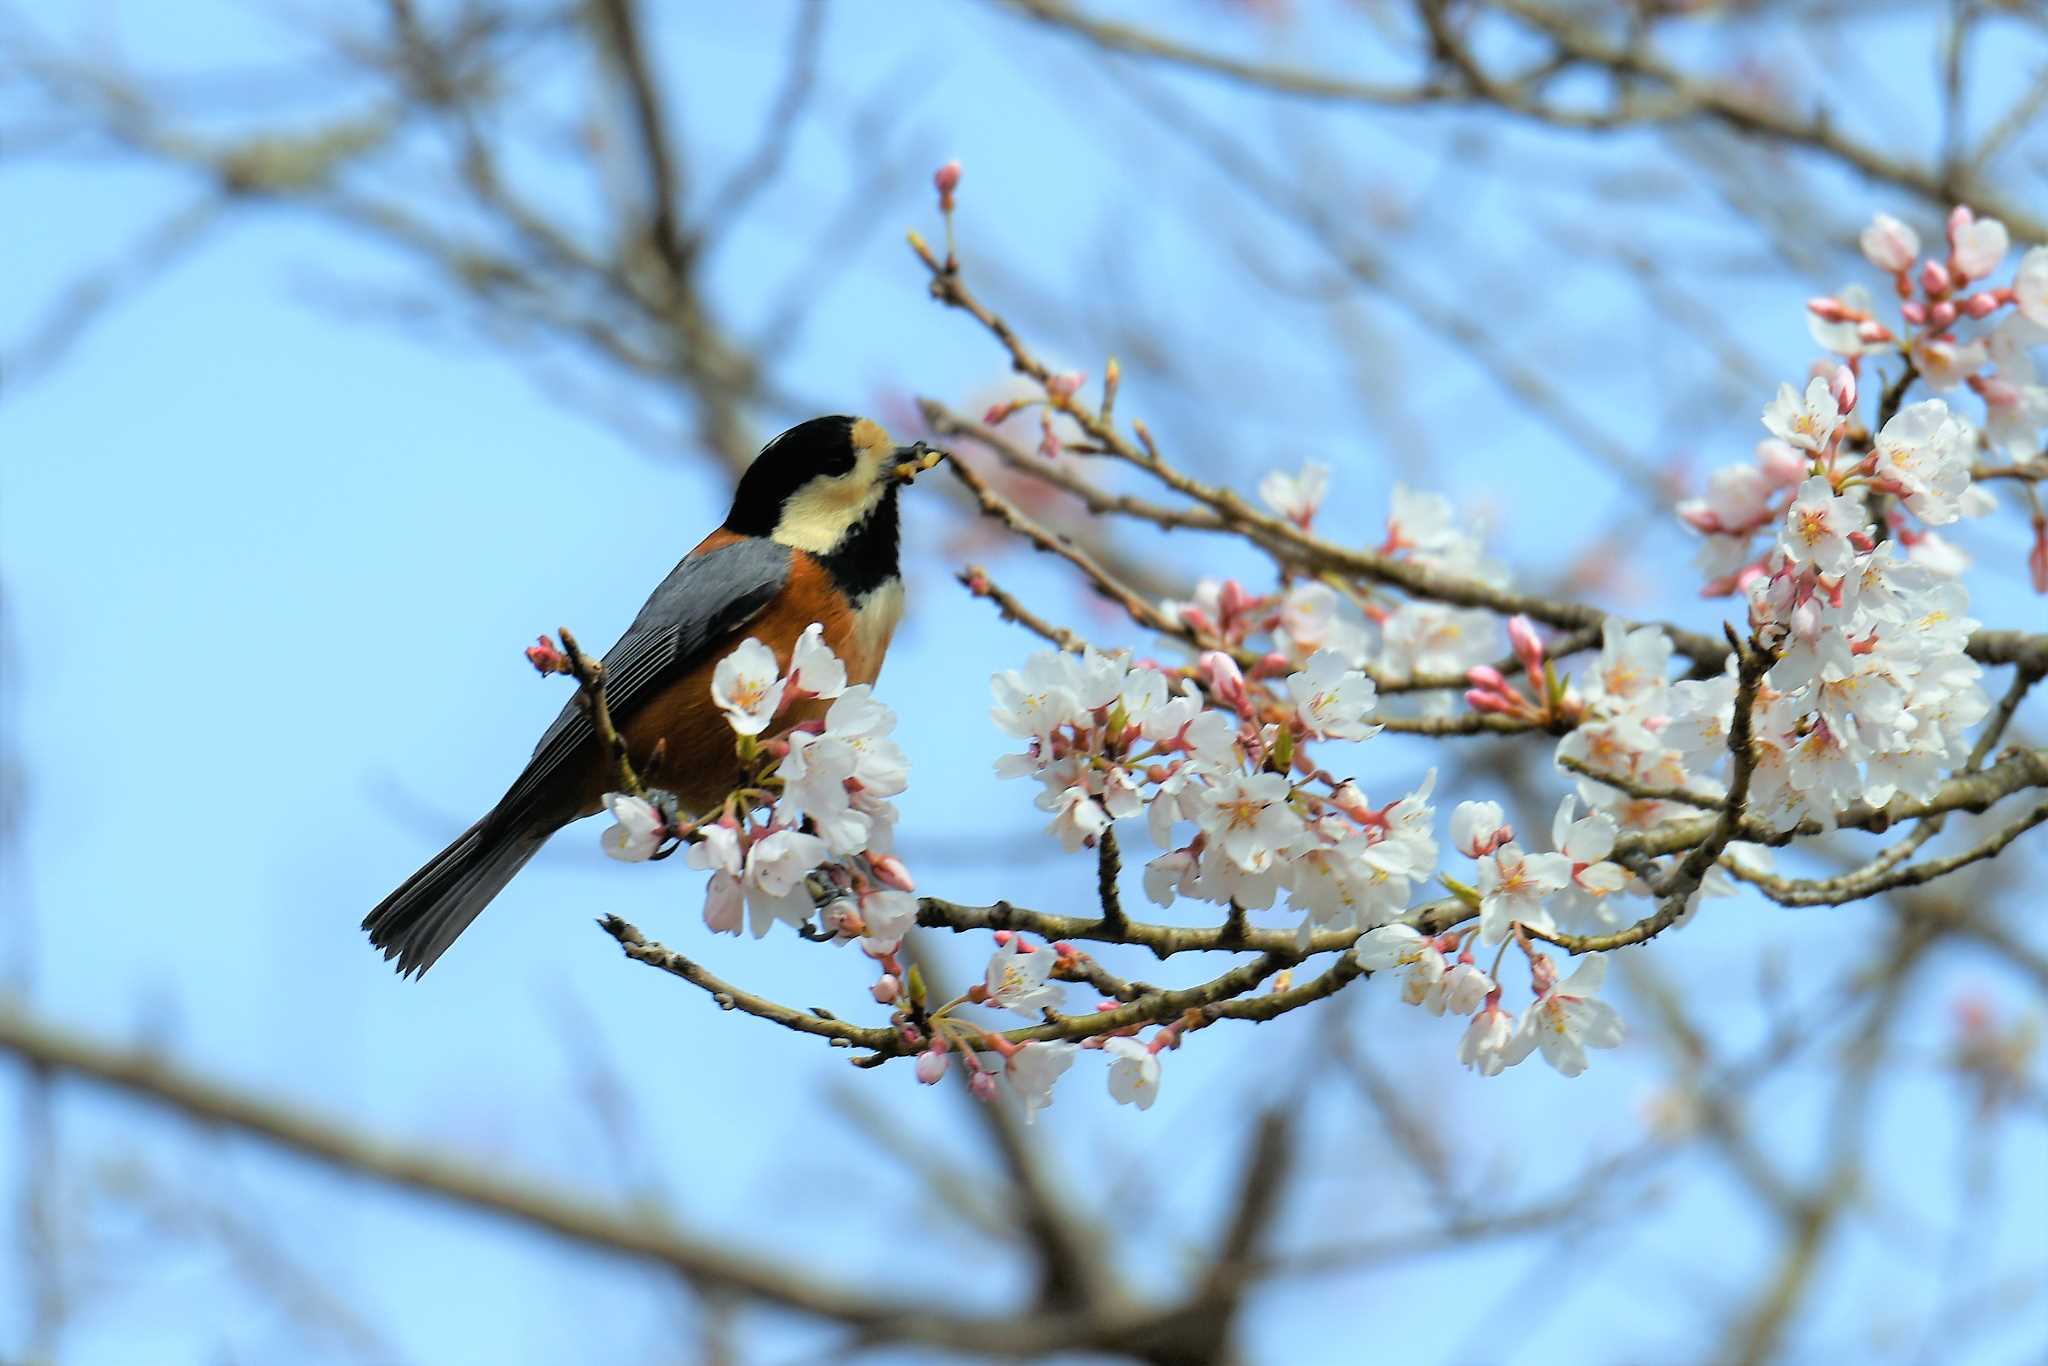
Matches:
[364,416,943,977]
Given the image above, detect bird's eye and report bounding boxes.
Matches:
[821,447,857,478]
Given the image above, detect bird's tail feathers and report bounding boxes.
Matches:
[362,815,548,977]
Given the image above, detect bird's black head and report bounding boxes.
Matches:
[724,416,942,596]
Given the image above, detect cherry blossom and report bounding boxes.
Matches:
[823,687,908,794]
[1762,377,1843,454]
[1451,800,1510,859]
[1779,477,1858,575]
[2018,246,2048,326]
[1859,212,1920,274]
[1437,962,1494,1017]
[711,638,786,735]
[599,792,665,861]
[1258,461,1330,526]
[1285,649,1380,740]
[743,828,829,937]
[1103,1037,1161,1110]
[1386,483,1497,577]
[1381,602,1499,681]
[1007,1041,1078,1123]
[1807,283,1879,356]
[990,652,1083,742]
[1548,796,1629,931]
[984,938,1062,1016]
[851,888,917,953]
[1947,208,2008,283]
[1458,1001,1518,1077]
[686,821,742,876]
[1475,841,1571,943]
[1583,620,1673,713]
[1354,923,1448,1008]
[1981,317,2048,460]
[1197,772,1300,872]
[1143,848,1198,907]
[1511,954,1624,1077]
[1872,400,1972,524]
[778,731,864,853]
[1041,782,1111,852]
[789,623,847,699]
[702,871,743,935]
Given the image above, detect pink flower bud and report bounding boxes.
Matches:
[992,929,1013,947]
[1856,319,1894,344]
[1528,954,1558,994]
[525,635,568,674]
[915,1048,950,1085]
[1179,606,1218,637]
[1928,300,1957,329]
[983,400,1019,425]
[1919,260,1952,297]
[1506,614,1545,675]
[1251,651,1292,680]
[870,853,916,893]
[1901,300,1928,326]
[1217,578,1254,620]
[1828,364,1856,415]
[872,974,901,1005]
[1962,291,2003,319]
[1806,296,1850,322]
[968,1069,998,1102]
[1465,688,1514,714]
[1199,650,1249,712]
[1466,664,1509,690]
[1947,204,1974,242]
[1045,371,1085,402]
[933,160,961,196]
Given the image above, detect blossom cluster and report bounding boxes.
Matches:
[909,932,1166,1120]
[990,643,1438,942]
[1215,471,1508,686]
[600,625,919,953]
[1668,207,2030,830]
[1356,923,1623,1078]
[1694,206,2047,587]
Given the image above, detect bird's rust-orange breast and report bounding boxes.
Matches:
[604,538,889,816]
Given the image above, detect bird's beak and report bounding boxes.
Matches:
[890,442,945,483]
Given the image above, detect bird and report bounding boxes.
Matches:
[364,415,943,977]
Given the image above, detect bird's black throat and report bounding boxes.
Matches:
[814,483,902,600]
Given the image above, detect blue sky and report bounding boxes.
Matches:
[3,2,2044,1362]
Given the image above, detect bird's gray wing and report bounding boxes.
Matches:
[501,538,792,816]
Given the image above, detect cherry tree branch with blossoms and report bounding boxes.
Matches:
[563,168,2047,1119]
